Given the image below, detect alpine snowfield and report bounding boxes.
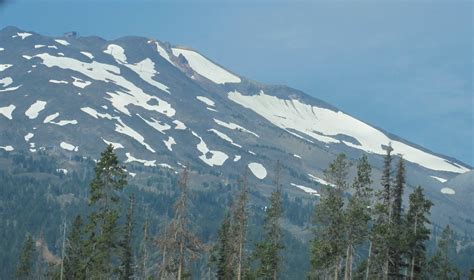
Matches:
[228,90,469,174]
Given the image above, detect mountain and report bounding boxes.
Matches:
[0,25,472,237]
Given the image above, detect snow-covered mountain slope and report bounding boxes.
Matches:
[0,26,472,232]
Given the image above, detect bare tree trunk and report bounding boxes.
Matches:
[334,258,340,280]
[365,241,372,280]
[344,244,351,280]
[60,219,67,280]
[348,245,353,280]
[237,241,242,280]
[178,241,184,280]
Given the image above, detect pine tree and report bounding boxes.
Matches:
[405,186,432,280]
[232,173,249,280]
[255,161,284,280]
[210,212,234,280]
[63,215,85,279]
[138,205,151,280]
[429,225,461,280]
[390,156,406,278]
[15,233,36,280]
[344,154,373,280]
[120,194,135,279]
[369,144,393,279]
[310,153,349,279]
[157,167,202,280]
[83,144,127,279]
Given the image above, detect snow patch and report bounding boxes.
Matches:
[0,85,22,92]
[0,145,14,151]
[291,183,320,196]
[191,131,229,167]
[171,48,241,84]
[153,42,173,64]
[34,45,45,49]
[0,64,12,72]
[173,120,186,130]
[43,112,60,123]
[52,120,78,126]
[430,176,448,183]
[294,154,302,159]
[209,129,242,148]
[104,44,127,63]
[25,100,47,119]
[124,58,170,93]
[137,114,171,134]
[196,96,215,107]
[60,141,78,152]
[234,155,241,162]
[54,39,69,46]
[17,32,32,40]
[0,104,15,119]
[308,174,335,187]
[72,76,91,88]
[49,79,68,84]
[228,90,469,174]
[35,53,175,117]
[214,118,259,137]
[115,119,156,153]
[81,107,113,120]
[125,152,156,167]
[24,133,34,142]
[163,136,176,151]
[80,51,94,59]
[102,138,124,149]
[440,187,455,195]
[248,162,267,179]
[0,77,13,87]
[56,169,68,175]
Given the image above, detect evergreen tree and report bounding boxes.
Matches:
[120,194,135,279]
[82,144,127,279]
[232,173,249,280]
[405,186,432,280]
[63,215,85,279]
[310,154,349,279]
[255,161,284,280]
[390,156,406,278]
[369,144,393,279]
[138,206,150,280]
[15,233,36,280]
[429,225,461,280]
[210,212,234,280]
[344,155,373,280]
[157,167,202,280]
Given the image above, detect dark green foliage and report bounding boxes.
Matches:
[82,144,128,279]
[344,154,373,279]
[310,154,349,279]
[15,234,36,280]
[369,145,393,279]
[63,215,85,279]
[405,186,432,280]
[390,157,406,277]
[429,225,461,280]
[210,212,234,279]
[254,162,284,279]
[120,195,135,279]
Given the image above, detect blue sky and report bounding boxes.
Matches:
[1,0,472,165]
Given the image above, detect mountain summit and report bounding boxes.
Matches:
[0,26,472,232]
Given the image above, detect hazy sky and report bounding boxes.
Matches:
[1,0,472,165]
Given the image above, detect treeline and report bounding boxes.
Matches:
[13,145,472,279]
